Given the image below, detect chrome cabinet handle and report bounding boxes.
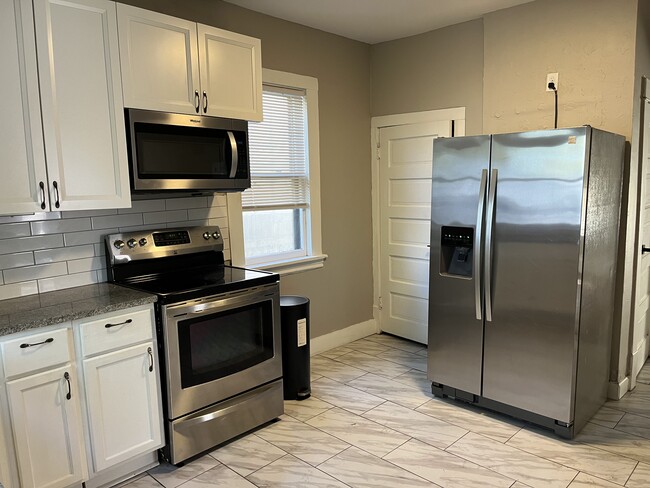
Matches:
[474,169,488,321]
[39,181,46,210]
[485,168,498,322]
[203,91,208,113]
[194,90,200,113]
[147,347,154,372]
[20,337,54,348]
[64,372,71,400]
[227,131,238,178]
[52,181,60,208]
[104,318,132,329]
[643,245,650,254]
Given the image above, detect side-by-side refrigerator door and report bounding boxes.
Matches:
[482,128,588,424]
[428,135,490,395]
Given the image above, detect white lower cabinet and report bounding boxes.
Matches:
[7,365,86,488]
[0,304,163,488]
[83,342,162,472]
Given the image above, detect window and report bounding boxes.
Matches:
[228,69,324,274]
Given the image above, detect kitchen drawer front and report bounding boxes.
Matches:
[2,327,72,379]
[80,307,153,357]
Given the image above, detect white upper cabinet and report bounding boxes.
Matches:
[117,4,200,114]
[0,0,48,215]
[198,24,262,121]
[117,4,263,121]
[33,0,131,211]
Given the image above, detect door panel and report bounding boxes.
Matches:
[117,4,200,114]
[379,121,451,344]
[428,135,490,394]
[7,366,85,488]
[482,128,587,422]
[84,342,162,472]
[34,0,130,210]
[631,97,650,386]
[198,24,262,121]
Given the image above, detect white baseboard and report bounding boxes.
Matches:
[310,319,378,356]
[608,376,630,400]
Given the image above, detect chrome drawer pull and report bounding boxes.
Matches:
[105,318,132,329]
[20,337,54,348]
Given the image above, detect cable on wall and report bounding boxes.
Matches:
[548,81,558,129]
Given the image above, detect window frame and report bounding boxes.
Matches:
[227,69,325,275]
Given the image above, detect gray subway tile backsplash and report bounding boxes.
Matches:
[30,217,91,235]
[0,194,230,301]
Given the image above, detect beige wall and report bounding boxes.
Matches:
[483,0,636,136]
[370,20,484,136]
[120,0,374,338]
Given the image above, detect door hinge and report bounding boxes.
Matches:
[378,296,383,310]
[376,144,380,159]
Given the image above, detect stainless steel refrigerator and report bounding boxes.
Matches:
[427,127,624,437]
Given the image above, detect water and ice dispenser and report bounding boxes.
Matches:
[440,226,473,278]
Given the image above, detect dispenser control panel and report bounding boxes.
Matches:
[440,226,473,278]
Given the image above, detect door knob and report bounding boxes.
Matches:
[642,245,650,254]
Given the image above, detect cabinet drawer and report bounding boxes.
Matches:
[2,327,72,378]
[80,308,153,357]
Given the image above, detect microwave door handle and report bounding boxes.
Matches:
[228,131,238,178]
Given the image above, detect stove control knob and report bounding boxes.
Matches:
[212,231,220,239]
[139,238,147,247]
[127,238,137,248]
[113,240,125,249]
[203,232,211,240]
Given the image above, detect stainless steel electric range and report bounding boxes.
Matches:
[105,225,283,465]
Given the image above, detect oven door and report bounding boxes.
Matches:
[162,283,281,420]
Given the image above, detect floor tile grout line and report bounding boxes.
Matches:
[445,431,589,486]
[502,432,637,486]
[241,452,290,482]
[623,460,640,487]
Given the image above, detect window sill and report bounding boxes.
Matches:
[250,254,328,276]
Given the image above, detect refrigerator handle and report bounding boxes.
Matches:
[474,169,488,320]
[485,168,498,322]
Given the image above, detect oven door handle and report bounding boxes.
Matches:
[166,286,278,317]
[176,382,277,429]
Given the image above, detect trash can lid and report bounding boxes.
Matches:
[280,295,309,307]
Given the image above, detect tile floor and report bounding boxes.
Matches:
[121,334,650,488]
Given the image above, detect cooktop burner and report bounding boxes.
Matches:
[105,226,278,303]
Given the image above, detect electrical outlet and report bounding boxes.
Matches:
[546,72,559,91]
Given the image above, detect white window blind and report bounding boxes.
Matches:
[242,86,309,210]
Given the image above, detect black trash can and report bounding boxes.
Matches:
[280,295,311,400]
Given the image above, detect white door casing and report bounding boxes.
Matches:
[373,109,464,344]
[631,87,650,388]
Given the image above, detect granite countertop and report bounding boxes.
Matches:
[0,283,157,337]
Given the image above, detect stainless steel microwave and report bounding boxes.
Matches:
[125,109,250,193]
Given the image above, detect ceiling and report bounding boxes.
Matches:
[222,0,535,44]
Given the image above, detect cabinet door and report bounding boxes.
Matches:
[117,4,200,115]
[0,0,49,215]
[33,0,130,211]
[198,24,262,121]
[7,365,85,488]
[83,342,162,472]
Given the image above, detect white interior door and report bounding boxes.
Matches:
[631,94,650,388]
[378,121,452,344]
